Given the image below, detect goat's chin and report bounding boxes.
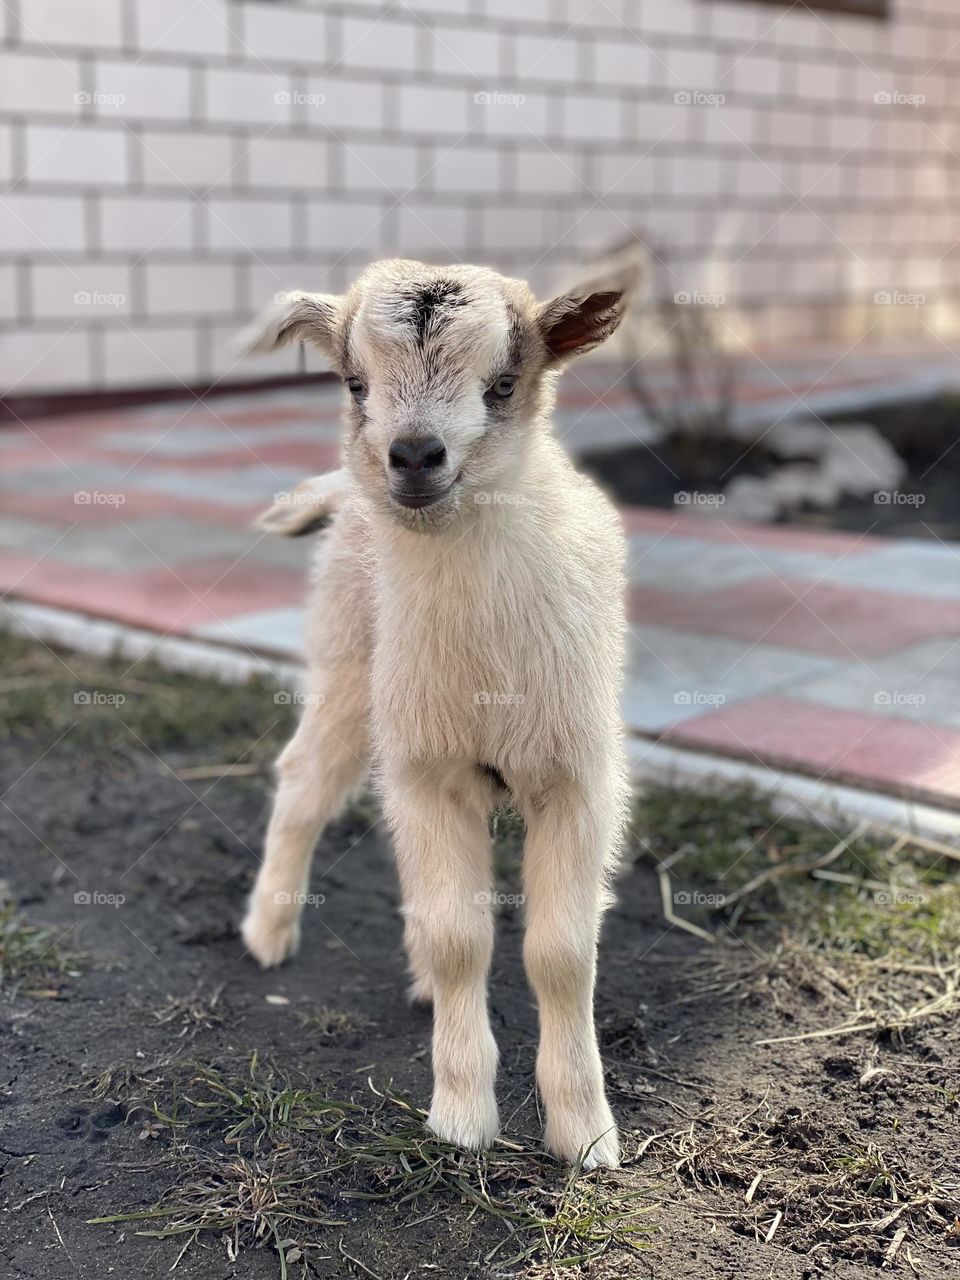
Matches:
[387,486,463,534]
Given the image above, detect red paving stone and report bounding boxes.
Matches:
[0,552,304,633]
[630,578,960,657]
[665,695,960,807]
[0,489,264,526]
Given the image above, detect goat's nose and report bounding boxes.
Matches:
[388,435,446,472]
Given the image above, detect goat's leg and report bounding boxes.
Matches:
[242,660,368,968]
[385,764,499,1149]
[521,782,621,1169]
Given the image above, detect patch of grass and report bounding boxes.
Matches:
[632,783,960,1041]
[88,1058,654,1276]
[0,900,79,995]
[295,1006,370,1038]
[0,627,294,763]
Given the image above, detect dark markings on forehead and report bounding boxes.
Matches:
[506,305,525,370]
[397,278,470,347]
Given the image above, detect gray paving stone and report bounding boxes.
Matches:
[818,541,960,601]
[627,534,837,593]
[790,636,960,727]
[625,624,844,730]
[192,606,307,657]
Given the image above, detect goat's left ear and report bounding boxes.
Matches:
[232,289,342,361]
[537,250,644,362]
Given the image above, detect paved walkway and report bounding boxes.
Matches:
[3,342,960,810]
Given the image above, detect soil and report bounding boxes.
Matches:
[579,394,960,541]
[1,669,959,1279]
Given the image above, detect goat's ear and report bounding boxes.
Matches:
[537,248,644,362]
[232,289,342,360]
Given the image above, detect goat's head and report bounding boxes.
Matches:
[237,256,641,531]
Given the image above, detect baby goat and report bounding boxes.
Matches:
[239,257,639,1169]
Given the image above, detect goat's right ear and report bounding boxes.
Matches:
[232,290,342,360]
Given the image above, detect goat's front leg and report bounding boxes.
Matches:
[384,764,499,1150]
[522,782,621,1169]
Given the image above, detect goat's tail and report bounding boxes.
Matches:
[256,468,346,537]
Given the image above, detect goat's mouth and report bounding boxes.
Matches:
[390,474,459,510]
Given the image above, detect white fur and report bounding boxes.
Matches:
[240,258,640,1171]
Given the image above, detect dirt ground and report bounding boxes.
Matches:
[1,632,959,1280]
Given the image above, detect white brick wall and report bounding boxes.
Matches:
[1,0,959,393]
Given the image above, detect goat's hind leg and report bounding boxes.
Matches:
[242,657,368,968]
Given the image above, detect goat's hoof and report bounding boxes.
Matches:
[427,1091,499,1151]
[545,1110,620,1170]
[241,905,301,968]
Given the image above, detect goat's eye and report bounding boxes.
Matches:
[488,375,517,400]
[345,376,365,400]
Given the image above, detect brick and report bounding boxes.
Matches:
[396,203,468,255]
[732,53,784,97]
[343,142,419,192]
[102,324,199,389]
[515,33,580,84]
[307,198,386,253]
[562,94,623,142]
[100,195,195,252]
[0,50,83,114]
[639,0,697,37]
[484,0,551,18]
[0,266,17,321]
[242,2,329,65]
[341,15,417,73]
[0,123,11,184]
[134,0,229,56]
[0,193,87,252]
[26,123,127,185]
[22,0,123,49]
[304,76,384,131]
[205,198,295,253]
[480,205,549,251]
[204,68,292,127]
[0,329,93,392]
[93,60,192,122]
[399,84,469,136]
[513,146,583,195]
[430,144,500,194]
[247,136,328,189]
[476,91,550,139]
[666,46,721,90]
[634,98,693,144]
[145,263,237,317]
[31,262,133,319]
[592,39,653,88]
[597,151,654,197]
[141,131,235,189]
[430,24,502,79]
